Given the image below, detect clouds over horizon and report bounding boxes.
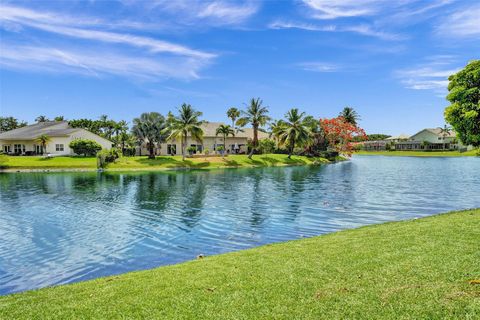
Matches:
[394,56,463,95]
[0,1,259,80]
[0,0,478,85]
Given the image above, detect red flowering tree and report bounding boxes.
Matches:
[319,117,367,156]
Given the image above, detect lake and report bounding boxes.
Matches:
[1,156,479,295]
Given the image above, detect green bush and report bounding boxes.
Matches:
[96,148,120,169]
[186,146,197,155]
[69,139,102,156]
[259,138,275,154]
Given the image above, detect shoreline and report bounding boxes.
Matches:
[1,208,478,318]
[355,150,478,157]
[0,155,343,173]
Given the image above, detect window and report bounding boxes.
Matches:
[3,145,11,153]
[167,144,176,155]
[14,144,25,154]
[55,144,64,152]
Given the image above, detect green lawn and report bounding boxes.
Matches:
[0,155,97,169]
[0,154,331,171]
[1,209,479,319]
[355,149,479,157]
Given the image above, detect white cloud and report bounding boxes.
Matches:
[302,0,386,20]
[395,58,461,92]
[297,62,340,72]
[0,44,208,80]
[436,5,480,38]
[148,0,259,25]
[268,20,402,40]
[0,4,216,80]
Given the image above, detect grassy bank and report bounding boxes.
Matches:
[355,149,479,157]
[0,154,331,171]
[1,209,479,319]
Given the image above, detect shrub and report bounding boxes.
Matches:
[96,148,120,169]
[186,146,197,155]
[204,148,210,155]
[69,139,102,156]
[259,138,275,154]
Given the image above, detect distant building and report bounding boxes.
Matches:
[363,140,387,151]
[0,121,112,156]
[136,122,269,156]
[385,134,410,143]
[395,128,464,151]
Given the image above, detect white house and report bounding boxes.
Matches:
[0,121,113,156]
[136,122,269,156]
[394,128,467,151]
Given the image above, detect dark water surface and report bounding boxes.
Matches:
[1,156,479,295]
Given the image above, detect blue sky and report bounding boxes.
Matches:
[0,0,479,135]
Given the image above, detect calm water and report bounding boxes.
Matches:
[1,156,479,295]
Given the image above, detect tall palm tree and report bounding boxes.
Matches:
[440,124,452,150]
[339,107,360,126]
[226,107,240,128]
[35,115,49,123]
[114,120,129,154]
[215,124,235,157]
[35,134,51,155]
[132,112,167,159]
[236,98,270,159]
[165,104,204,161]
[276,108,312,158]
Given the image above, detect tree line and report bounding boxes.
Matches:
[0,101,367,160]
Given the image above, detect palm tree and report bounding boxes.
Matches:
[35,134,51,155]
[215,124,235,157]
[226,107,240,128]
[236,98,270,159]
[114,120,129,154]
[35,115,49,123]
[269,120,286,147]
[440,125,452,150]
[132,112,167,159]
[165,104,204,161]
[339,107,360,126]
[276,108,312,158]
[54,116,65,121]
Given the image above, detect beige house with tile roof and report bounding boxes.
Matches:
[0,121,113,156]
[137,122,269,156]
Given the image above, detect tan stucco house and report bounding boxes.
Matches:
[0,121,113,156]
[137,122,269,156]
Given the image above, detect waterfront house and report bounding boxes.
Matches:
[136,122,269,156]
[385,134,410,143]
[394,128,462,151]
[0,121,113,156]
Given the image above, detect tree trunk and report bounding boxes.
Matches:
[148,143,155,159]
[182,135,186,161]
[288,141,295,159]
[248,126,258,159]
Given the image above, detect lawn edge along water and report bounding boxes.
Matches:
[0,209,479,319]
[355,150,479,157]
[0,154,341,173]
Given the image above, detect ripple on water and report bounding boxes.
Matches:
[1,156,479,295]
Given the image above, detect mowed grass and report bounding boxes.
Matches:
[0,155,96,169]
[355,149,479,157]
[110,154,330,170]
[0,154,330,171]
[1,209,479,319]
